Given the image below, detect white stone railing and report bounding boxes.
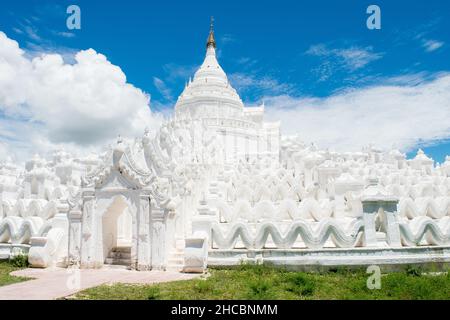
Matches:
[215,198,336,223]
[213,196,450,223]
[398,216,450,246]
[398,197,450,219]
[1,199,59,219]
[0,200,69,265]
[210,219,364,250]
[0,216,47,244]
[184,194,450,272]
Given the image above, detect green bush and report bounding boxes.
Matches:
[237,262,268,274]
[194,280,213,294]
[381,272,449,299]
[9,254,29,268]
[146,287,161,300]
[247,278,272,299]
[405,265,422,277]
[285,273,315,296]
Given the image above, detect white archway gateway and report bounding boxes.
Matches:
[100,195,132,266]
[67,139,172,271]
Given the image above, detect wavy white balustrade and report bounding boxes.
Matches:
[227,179,449,202]
[399,216,450,246]
[217,192,450,222]
[210,219,364,250]
[385,184,449,199]
[227,181,307,203]
[1,199,59,220]
[216,198,335,223]
[0,216,51,244]
[399,197,450,219]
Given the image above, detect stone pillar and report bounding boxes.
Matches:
[80,188,96,268]
[150,203,167,270]
[136,192,151,270]
[129,195,138,270]
[361,201,381,247]
[68,209,82,266]
[361,178,400,248]
[183,216,214,273]
[382,202,401,247]
[183,196,216,273]
[362,200,401,248]
[53,200,70,264]
[191,216,214,245]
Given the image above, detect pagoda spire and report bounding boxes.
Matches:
[206,16,216,49]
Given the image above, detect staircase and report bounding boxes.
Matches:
[166,240,185,272]
[104,243,185,271]
[105,246,131,267]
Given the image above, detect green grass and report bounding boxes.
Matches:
[70,264,450,300]
[0,258,31,287]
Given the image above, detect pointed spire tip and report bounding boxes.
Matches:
[206,16,216,49]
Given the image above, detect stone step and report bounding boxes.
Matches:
[168,249,184,266]
[112,246,131,253]
[175,239,186,250]
[168,258,184,265]
[166,264,183,272]
[168,251,184,263]
[170,252,184,257]
[108,251,131,259]
[104,258,131,266]
[102,264,129,270]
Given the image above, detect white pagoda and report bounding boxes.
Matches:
[174,20,280,163]
[0,21,449,272]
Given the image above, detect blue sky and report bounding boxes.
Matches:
[0,0,450,162]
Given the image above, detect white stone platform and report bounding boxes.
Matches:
[207,246,450,270]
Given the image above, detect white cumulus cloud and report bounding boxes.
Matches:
[264,74,450,153]
[422,39,444,52]
[0,31,162,161]
[306,44,383,81]
[229,73,293,97]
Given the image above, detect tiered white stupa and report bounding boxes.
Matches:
[175,21,280,163]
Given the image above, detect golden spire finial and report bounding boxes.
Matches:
[206,16,216,49]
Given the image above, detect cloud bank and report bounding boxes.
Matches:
[0,31,161,161]
[265,74,450,153]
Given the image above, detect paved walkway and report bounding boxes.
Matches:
[0,267,200,300]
